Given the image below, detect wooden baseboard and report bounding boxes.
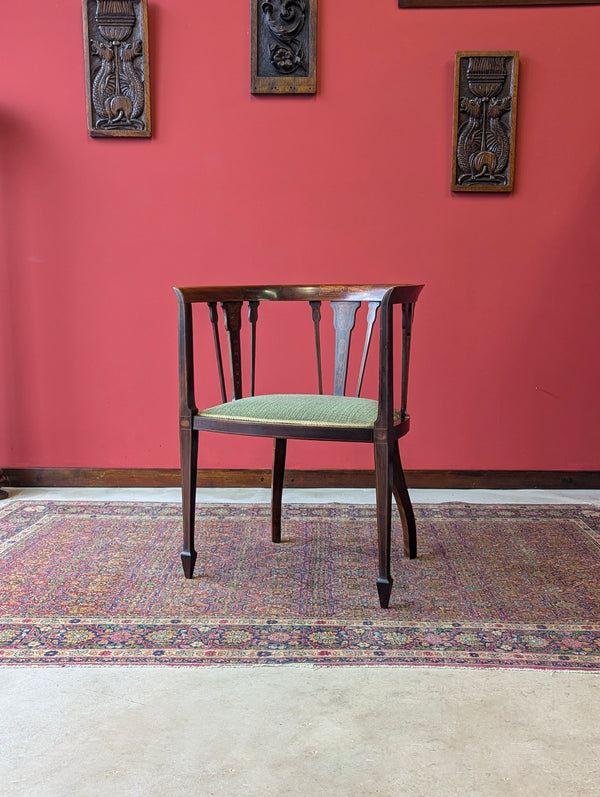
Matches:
[3,468,599,490]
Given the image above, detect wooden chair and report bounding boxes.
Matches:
[174,284,423,608]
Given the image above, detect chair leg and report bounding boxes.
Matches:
[180,426,198,578]
[271,437,287,543]
[392,441,417,559]
[374,439,394,608]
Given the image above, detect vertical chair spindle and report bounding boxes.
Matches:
[309,301,323,394]
[208,302,228,404]
[248,301,259,397]
[355,301,380,397]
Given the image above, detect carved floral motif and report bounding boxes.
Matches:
[251,0,316,94]
[261,0,307,74]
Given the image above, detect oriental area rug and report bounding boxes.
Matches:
[1,501,599,670]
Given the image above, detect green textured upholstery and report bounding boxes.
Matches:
[198,394,381,428]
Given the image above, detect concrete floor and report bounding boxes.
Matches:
[2,488,600,796]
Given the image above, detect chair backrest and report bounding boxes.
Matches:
[174,284,423,426]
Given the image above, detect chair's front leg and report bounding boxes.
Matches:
[392,440,417,559]
[180,425,198,578]
[271,437,287,543]
[374,436,394,608]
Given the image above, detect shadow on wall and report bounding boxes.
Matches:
[0,111,30,464]
[0,111,73,466]
[509,165,600,467]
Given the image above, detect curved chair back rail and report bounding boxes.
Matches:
[174,284,422,433]
[174,283,424,608]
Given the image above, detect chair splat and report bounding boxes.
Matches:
[400,302,415,420]
[221,301,243,400]
[331,301,360,396]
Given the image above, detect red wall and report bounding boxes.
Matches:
[1,1,599,472]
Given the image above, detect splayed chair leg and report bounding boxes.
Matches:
[180,426,198,578]
[392,440,417,559]
[374,438,394,608]
[271,437,287,543]
[376,577,394,609]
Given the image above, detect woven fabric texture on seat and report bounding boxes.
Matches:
[198,394,380,428]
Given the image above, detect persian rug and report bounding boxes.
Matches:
[1,501,599,669]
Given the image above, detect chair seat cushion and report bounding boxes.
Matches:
[198,394,380,428]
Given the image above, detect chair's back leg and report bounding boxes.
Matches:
[271,437,287,543]
[392,440,417,559]
[374,439,394,608]
[180,426,198,578]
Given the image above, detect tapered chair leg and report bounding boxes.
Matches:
[374,439,394,608]
[271,437,287,543]
[392,440,417,559]
[180,426,198,578]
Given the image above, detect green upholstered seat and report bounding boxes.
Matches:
[198,394,380,428]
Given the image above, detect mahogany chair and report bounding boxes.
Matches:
[174,284,423,608]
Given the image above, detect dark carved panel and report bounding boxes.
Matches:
[452,52,519,193]
[401,0,596,6]
[251,0,317,94]
[83,0,151,137]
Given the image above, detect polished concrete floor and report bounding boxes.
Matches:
[2,488,600,796]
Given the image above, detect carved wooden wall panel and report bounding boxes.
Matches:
[452,52,519,192]
[401,0,596,6]
[251,0,317,94]
[83,0,151,137]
